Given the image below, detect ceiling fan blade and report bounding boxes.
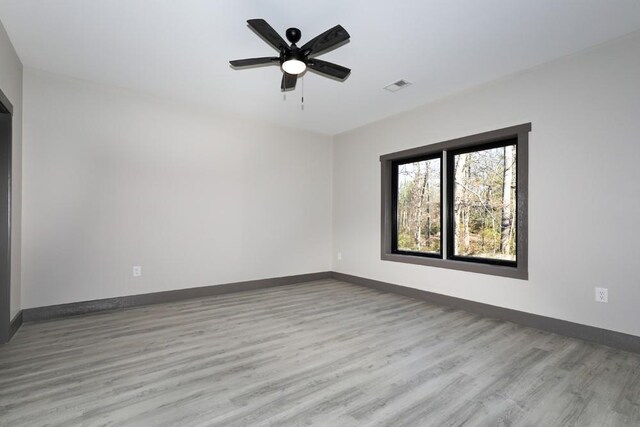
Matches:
[247,19,289,52]
[230,57,279,67]
[308,59,351,80]
[281,72,297,91]
[300,25,350,57]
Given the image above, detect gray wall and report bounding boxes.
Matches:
[22,69,332,308]
[0,19,22,320]
[333,31,640,337]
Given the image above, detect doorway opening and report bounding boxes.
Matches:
[0,88,12,344]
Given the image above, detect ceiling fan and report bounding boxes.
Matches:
[230,19,351,91]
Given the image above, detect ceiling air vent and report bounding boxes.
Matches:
[384,79,412,92]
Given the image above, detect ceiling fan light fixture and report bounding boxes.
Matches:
[230,19,351,91]
[282,59,306,75]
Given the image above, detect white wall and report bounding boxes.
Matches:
[22,68,332,308]
[333,32,640,337]
[0,19,22,320]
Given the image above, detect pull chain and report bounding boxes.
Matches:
[301,76,305,111]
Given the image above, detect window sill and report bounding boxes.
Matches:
[381,252,528,280]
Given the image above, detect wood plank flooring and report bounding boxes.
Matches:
[1,279,640,426]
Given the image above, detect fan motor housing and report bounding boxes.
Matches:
[283,46,306,65]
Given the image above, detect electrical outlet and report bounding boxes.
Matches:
[595,287,608,303]
[133,266,142,277]
[337,252,342,261]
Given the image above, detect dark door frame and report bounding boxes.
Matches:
[0,87,12,345]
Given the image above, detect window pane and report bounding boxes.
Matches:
[453,144,516,261]
[396,158,441,254]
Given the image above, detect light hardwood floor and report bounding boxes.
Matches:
[1,279,639,426]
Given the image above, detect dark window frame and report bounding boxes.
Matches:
[391,153,443,259]
[380,123,530,280]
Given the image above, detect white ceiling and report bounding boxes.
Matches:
[2,1,640,135]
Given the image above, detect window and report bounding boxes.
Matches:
[381,124,530,279]
[392,155,442,257]
[447,140,517,266]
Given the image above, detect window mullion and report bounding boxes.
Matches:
[442,150,448,259]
